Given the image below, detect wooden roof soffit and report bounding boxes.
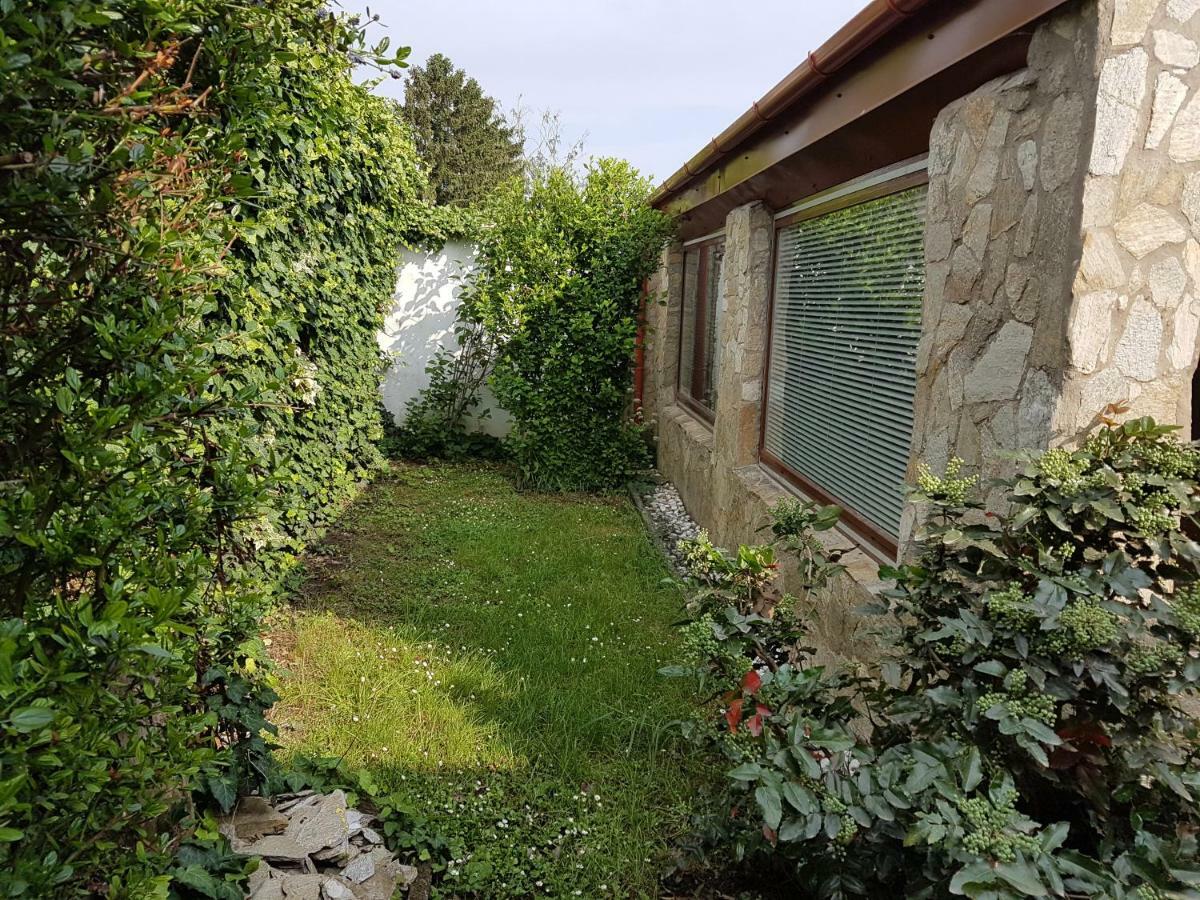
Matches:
[650,0,1069,218]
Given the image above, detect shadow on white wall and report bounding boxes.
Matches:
[377,240,511,439]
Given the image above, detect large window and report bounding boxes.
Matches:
[761,174,927,549]
[677,237,725,420]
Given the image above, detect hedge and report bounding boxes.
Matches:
[0,1,425,894]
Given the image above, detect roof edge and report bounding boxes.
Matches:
[648,0,938,209]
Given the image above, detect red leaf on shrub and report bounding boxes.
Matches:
[1052,721,1112,769]
[1058,721,1111,748]
[762,824,777,846]
[725,699,743,733]
[741,669,762,694]
[747,713,763,737]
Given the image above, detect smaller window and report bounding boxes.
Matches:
[677,237,725,420]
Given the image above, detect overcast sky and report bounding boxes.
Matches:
[339,0,868,185]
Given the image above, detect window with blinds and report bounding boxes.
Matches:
[762,181,927,544]
[678,238,725,418]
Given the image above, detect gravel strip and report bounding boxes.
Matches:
[639,481,700,574]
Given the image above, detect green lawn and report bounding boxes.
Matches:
[272,462,708,898]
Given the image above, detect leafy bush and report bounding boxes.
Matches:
[387,319,506,462]
[666,418,1200,898]
[458,159,673,490]
[0,1,420,893]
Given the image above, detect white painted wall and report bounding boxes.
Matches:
[378,240,511,438]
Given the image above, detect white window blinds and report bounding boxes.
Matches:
[763,183,927,540]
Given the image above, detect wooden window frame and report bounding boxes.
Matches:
[675,235,724,426]
[757,158,929,559]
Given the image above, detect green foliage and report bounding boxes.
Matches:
[666,419,1200,898]
[168,821,260,900]
[401,53,523,207]
[462,160,674,489]
[0,1,422,893]
[220,50,427,558]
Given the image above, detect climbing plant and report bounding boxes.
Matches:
[0,1,424,894]
[667,416,1200,898]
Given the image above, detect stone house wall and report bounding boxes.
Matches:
[904,3,1102,541]
[643,0,1200,663]
[1057,0,1200,435]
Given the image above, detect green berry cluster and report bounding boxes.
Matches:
[917,457,978,506]
[978,670,1057,724]
[681,615,745,674]
[1004,669,1029,691]
[720,726,761,761]
[826,841,848,862]
[823,795,847,815]
[978,683,1057,727]
[681,616,721,667]
[1174,584,1200,638]
[1126,640,1180,677]
[987,585,1038,633]
[958,790,1039,863]
[835,816,858,846]
[1135,886,1167,900]
[1042,600,1118,658]
[1131,492,1175,536]
[1038,447,1093,495]
[1139,438,1200,479]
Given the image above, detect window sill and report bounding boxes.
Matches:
[673,392,716,429]
[664,400,715,442]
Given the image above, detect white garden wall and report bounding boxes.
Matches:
[378,240,511,438]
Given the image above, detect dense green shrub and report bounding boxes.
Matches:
[667,418,1200,898]
[0,1,420,894]
[459,160,673,490]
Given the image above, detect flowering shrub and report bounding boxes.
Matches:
[666,417,1200,898]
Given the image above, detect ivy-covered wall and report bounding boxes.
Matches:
[223,61,429,556]
[0,1,434,893]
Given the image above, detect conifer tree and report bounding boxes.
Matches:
[401,53,522,206]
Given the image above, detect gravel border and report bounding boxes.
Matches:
[629,478,700,575]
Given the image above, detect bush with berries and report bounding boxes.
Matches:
[665,415,1200,898]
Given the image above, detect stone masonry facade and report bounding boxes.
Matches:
[644,0,1200,663]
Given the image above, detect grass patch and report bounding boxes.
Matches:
[271,461,710,897]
